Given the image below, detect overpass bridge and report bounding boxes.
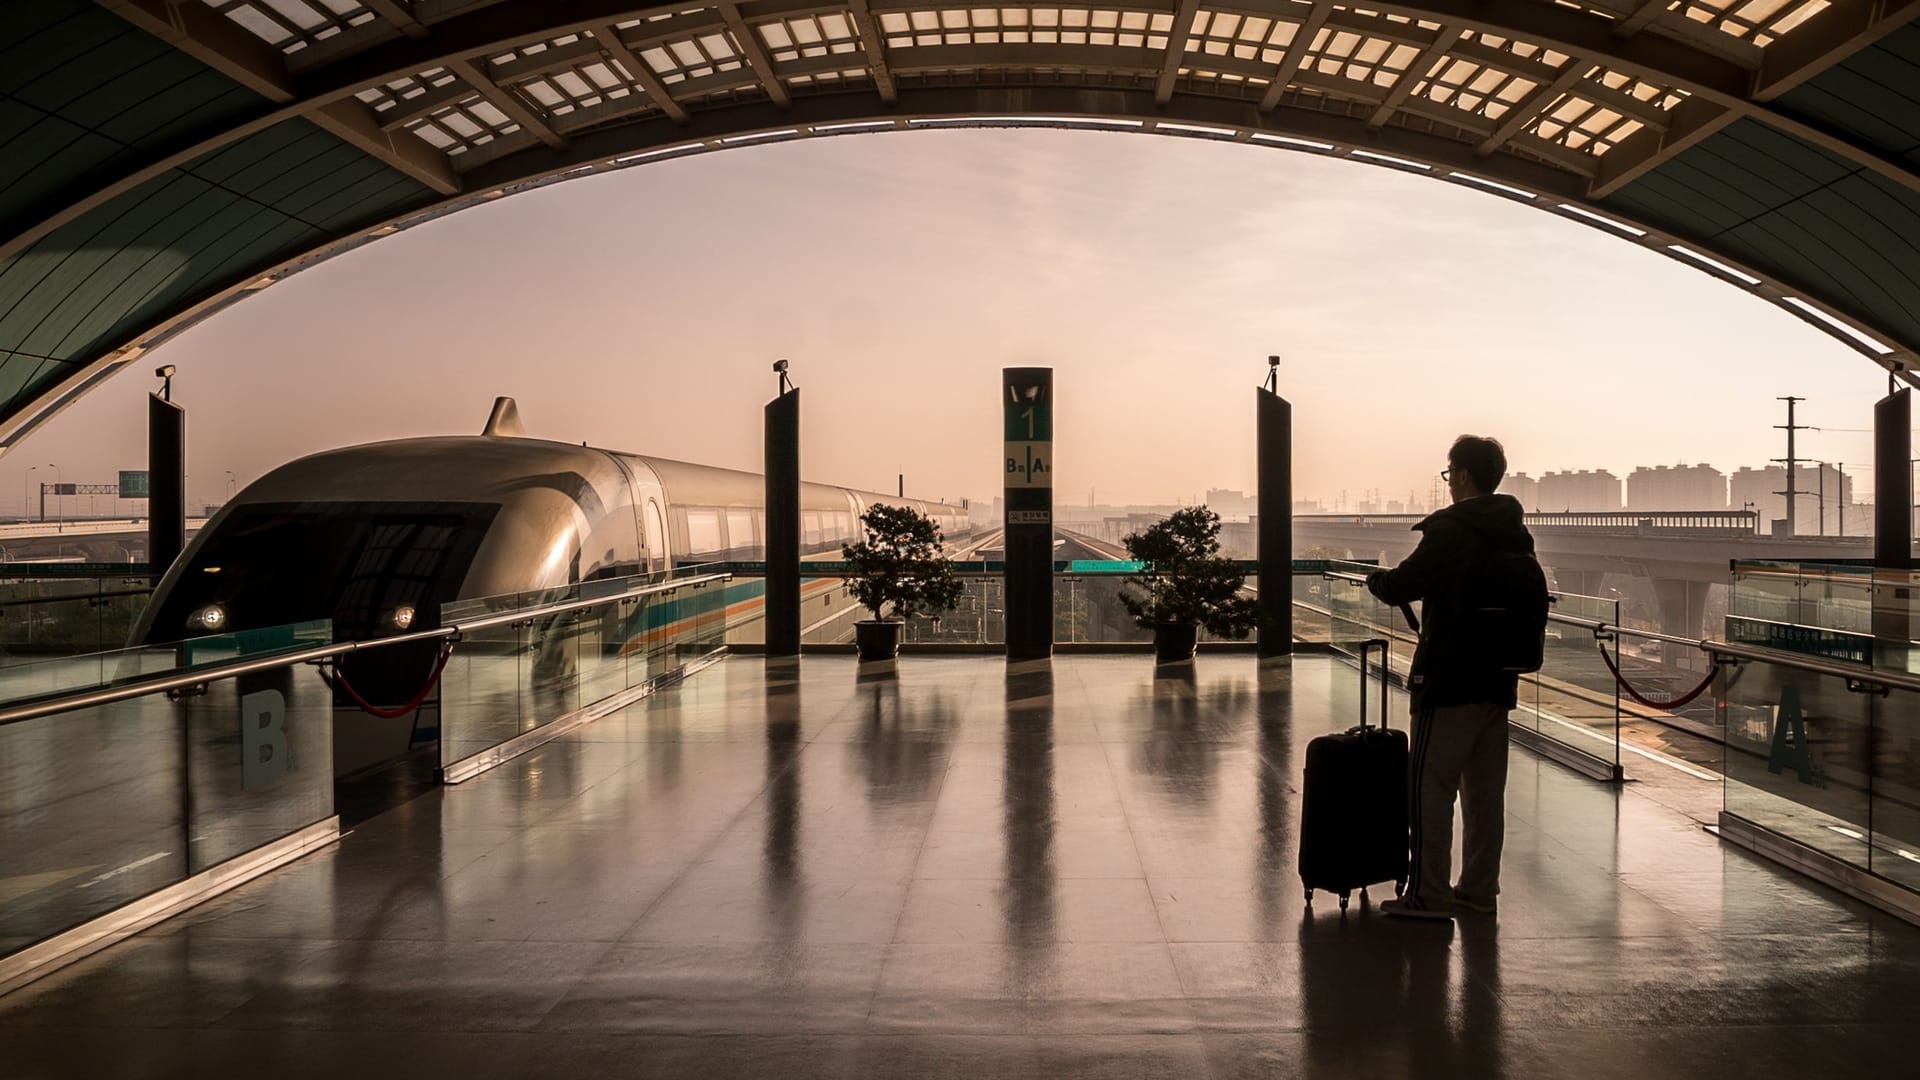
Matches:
[1294,509,1872,642]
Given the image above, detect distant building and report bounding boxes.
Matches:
[1627,464,1727,511]
[1729,464,1854,535]
[1204,488,1255,519]
[1501,472,1539,510]
[1292,499,1324,515]
[1539,469,1622,512]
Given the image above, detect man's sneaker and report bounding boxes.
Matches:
[1380,896,1456,920]
[1452,894,1497,915]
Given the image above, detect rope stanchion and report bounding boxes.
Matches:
[1596,640,1717,711]
[321,642,455,719]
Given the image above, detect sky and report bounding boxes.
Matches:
[0,127,1894,518]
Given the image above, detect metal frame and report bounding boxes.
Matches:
[0,571,731,729]
[0,1,1910,452]
[1716,812,1920,930]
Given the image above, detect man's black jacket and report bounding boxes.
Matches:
[1365,493,1535,712]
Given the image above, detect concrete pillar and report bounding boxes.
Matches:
[765,386,800,657]
[1003,369,1054,661]
[1256,385,1292,657]
[1651,577,1708,652]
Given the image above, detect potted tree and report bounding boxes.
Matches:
[1119,506,1259,664]
[841,503,964,662]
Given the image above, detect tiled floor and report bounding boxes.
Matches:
[3,654,1918,1078]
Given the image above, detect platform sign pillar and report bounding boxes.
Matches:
[1257,377,1293,657]
[766,382,801,658]
[1003,368,1053,661]
[148,392,185,582]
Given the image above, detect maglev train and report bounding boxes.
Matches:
[134,398,966,699]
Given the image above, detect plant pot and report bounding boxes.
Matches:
[1154,623,1198,665]
[855,619,904,662]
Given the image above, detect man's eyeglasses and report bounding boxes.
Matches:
[1440,468,1452,482]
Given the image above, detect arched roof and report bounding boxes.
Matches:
[2,0,1916,449]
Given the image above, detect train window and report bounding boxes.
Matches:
[727,510,755,555]
[803,512,822,548]
[684,509,724,556]
[144,501,497,643]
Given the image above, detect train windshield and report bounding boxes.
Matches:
[146,501,498,642]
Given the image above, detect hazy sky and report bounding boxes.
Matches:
[1,128,1892,517]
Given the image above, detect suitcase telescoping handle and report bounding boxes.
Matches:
[1357,638,1390,731]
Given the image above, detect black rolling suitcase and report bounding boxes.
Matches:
[1299,639,1409,911]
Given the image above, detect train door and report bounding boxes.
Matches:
[646,499,667,572]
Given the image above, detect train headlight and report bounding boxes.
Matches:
[388,604,417,631]
[188,604,226,633]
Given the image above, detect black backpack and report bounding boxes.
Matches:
[1468,547,1551,674]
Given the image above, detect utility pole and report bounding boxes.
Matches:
[1773,396,1807,536]
[1836,463,1845,536]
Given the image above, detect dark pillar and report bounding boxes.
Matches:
[1874,388,1912,655]
[1003,368,1053,661]
[765,387,800,657]
[1257,386,1293,657]
[148,392,185,582]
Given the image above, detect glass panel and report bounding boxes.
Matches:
[1722,659,1873,871]
[1522,592,1620,769]
[1872,688,1920,888]
[0,624,332,957]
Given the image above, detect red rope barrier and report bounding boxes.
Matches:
[1595,640,1717,711]
[324,643,454,719]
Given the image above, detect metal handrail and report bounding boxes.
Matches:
[0,572,731,728]
[1320,569,1920,695]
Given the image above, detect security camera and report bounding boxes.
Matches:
[772,358,789,374]
[155,364,176,379]
[1268,355,1280,368]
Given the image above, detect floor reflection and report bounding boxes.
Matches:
[1003,660,1056,959]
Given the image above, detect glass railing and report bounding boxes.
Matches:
[711,559,1361,650]
[0,577,153,664]
[437,569,733,775]
[0,619,330,708]
[0,620,337,976]
[1318,563,1625,780]
[1718,645,1920,898]
[1728,560,1876,662]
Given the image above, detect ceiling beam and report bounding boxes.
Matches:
[308,98,461,193]
[1476,58,1590,156]
[95,0,294,102]
[1611,0,1674,39]
[447,57,567,149]
[1587,94,1737,198]
[1753,0,1920,101]
[844,0,898,104]
[1156,0,1204,106]
[361,0,429,40]
[1369,23,1462,128]
[1592,0,1920,198]
[593,23,691,122]
[1260,0,1333,112]
[716,1,792,107]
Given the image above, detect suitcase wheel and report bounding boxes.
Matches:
[1338,891,1350,911]
[1395,879,1407,897]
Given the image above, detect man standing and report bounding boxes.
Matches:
[1366,435,1535,920]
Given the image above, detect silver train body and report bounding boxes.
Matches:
[135,427,966,658]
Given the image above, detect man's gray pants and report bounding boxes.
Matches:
[1407,702,1510,903]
